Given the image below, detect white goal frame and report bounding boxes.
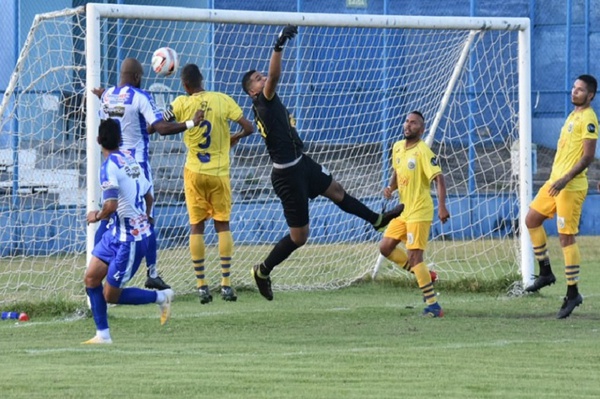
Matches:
[85,3,534,286]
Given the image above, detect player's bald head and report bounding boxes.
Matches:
[121,58,143,75]
[120,58,143,86]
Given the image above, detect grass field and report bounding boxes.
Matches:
[1,237,600,398]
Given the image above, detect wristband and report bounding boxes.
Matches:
[94,211,100,222]
[185,120,195,129]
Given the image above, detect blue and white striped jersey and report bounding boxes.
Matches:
[100,150,152,242]
[98,84,163,164]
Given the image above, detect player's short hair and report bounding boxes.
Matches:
[577,74,597,100]
[98,118,121,150]
[181,63,203,89]
[409,110,425,124]
[241,69,257,95]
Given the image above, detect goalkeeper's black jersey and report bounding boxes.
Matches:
[252,92,304,164]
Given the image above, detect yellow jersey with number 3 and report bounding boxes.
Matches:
[171,91,244,176]
[392,139,442,222]
[550,107,598,191]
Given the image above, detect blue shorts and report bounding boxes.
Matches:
[92,230,148,288]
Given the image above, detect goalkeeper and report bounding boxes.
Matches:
[241,26,404,301]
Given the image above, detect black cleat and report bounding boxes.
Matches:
[252,265,273,301]
[198,286,213,304]
[373,204,405,232]
[556,294,583,319]
[145,275,171,290]
[221,286,237,302]
[524,274,556,293]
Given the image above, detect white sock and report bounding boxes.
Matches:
[147,265,157,278]
[97,328,111,340]
[155,291,165,304]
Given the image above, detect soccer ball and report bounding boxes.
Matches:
[151,47,179,77]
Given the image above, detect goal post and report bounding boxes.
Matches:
[0,3,533,305]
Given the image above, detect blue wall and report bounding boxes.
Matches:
[3,193,600,256]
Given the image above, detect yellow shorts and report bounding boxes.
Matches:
[383,219,431,250]
[184,167,231,224]
[529,181,586,235]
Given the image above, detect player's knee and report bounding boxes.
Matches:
[559,234,575,247]
[292,235,308,247]
[379,242,393,257]
[325,180,345,202]
[408,251,424,266]
[525,209,543,229]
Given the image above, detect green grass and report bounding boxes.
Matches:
[1,236,600,398]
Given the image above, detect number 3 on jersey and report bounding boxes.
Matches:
[197,120,211,163]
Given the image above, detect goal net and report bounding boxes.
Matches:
[0,4,532,304]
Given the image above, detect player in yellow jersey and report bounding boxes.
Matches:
[153,63,253,304]
[380,111,449,317]
[525,74,597,319]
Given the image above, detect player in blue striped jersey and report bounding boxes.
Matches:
[83,118,173,344]
[94,58,180,290]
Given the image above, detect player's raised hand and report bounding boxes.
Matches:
[91,87,105,99]
[274,25,298,52]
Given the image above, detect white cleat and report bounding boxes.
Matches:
[159,288,174,326]
[82,335,113,345]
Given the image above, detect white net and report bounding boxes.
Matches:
[0,6,527,304]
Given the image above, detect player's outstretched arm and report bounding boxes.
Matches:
[264,25,297,100]
[152,109,204,136]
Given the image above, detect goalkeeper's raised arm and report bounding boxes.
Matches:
[264,25,297,100]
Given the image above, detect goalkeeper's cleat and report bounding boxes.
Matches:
[158,288,174,326]
[252,264,273,301]
[556,294,583,319]
[145,274,171,290]
[525,273,556,293]
[82,334,113,345]
[198,286,213,304]
[373,204,405,232]
[221,286,237,302]
[423,302,444,318]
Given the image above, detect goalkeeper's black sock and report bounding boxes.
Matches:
[335,193,379,224]
[262,234,300,274]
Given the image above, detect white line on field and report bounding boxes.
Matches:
[21,338,576,357]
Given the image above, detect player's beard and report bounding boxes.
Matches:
[403,130,418,140]
[571,96,586,107]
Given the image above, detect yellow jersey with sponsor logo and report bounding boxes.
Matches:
[171,91,244,176]
[392,139,442,222]
[550,107,598,191]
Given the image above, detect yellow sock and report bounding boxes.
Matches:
[413,262,437,305]
[218,231,233,287]
[387,248,410,271]
[190,234,206,288]
[528,226,549,262]
[562,243,580,286]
